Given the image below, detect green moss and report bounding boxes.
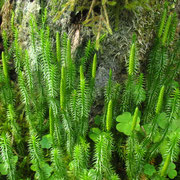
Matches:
[0,0,5,10]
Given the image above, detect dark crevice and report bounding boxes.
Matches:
[0,15,2,26]
[0,14,3,55]
[70,9,88,24]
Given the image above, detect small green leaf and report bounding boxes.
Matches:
[143,124,151,135]
[168,170,177,179]
[116,112,131,123]
[168,162,176,171]
[41,163,52,178]
[116,123,131,136]
[40,134,53,149]
[107,1,117,6]
[153,130,161,143]
[157,113,168,129]
[144,164,156,176]
[89,128,102,142]
[116,112,140,136]
[0,164,7,175]
[159,139,168,157]
[12,155,18,164]
[167,163,177,179]
[170,115,180,132]
[30,164,37,171]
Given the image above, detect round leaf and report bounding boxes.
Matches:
[167,162,177,179]
[12,155,18,164]
[116,112,140,136]
[116,123,131,136]
[170,116,180,132]
[143,124,151,135]
[89,133,100,142]
[157,113,168,129]
[116,112,132,123]
[89,128,101,142]
[168,169,177,179]
[41,163,52,178]
[40,134,53,149]
[144,164,156,176]
[30,164,37,171]
[0,164,7,175]
[153,130,161,143]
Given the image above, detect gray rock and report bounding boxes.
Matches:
[15,0,41,49]
[4,0,179,99]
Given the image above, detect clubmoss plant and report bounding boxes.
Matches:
[0,133,17,180]
[106,99,113,132]
[0,2,179,179]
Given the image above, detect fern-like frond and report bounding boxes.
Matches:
[41,8,47,29]
[61,32,68,67]
[0,133,17,180]
[18,70,30,106]
[128,42,135,76]
[133,73,146,106]
[77,66,90,137]
[2,51,9,83]
[66,38,75,91]
[162,13,172,46]
[80,169,96,180]
[51,148,67,179]
[78,65,89,119]
[48,64,58,98]
[147,89,180,160]
[158,4,167,38]
[166,12,178,45]
[7,104,21,143]
[166,88,180,118]
[60,66,66,111]
[110,173,121,180]
[2,30,9,56]
[29,15,38,51]
[56,31,61,63]
[24,51,34,94]
[126,135,145,180]
[160,132,180,177]
[13,28,22,74]
[11,11,15,33]
[80,40,95,68]
[155,85,165,114]
[49,106,54,139]
[69,144,87,178]
[29,134,50,180]
[70,90,78,129]
[94,132,113,179]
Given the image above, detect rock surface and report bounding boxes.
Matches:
[1,0,179,98]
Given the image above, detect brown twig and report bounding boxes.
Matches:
[85,0,96,22]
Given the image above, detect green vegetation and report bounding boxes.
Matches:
[0,1,180,180]
[0,0,5,10]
